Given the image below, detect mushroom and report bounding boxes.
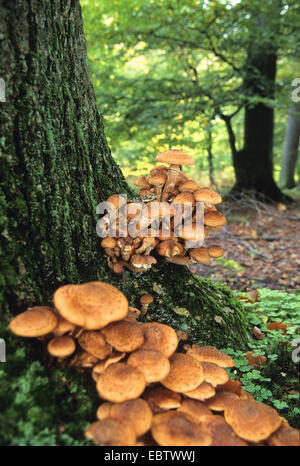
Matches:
[147,170,167,201]
[9,306,58,338]
[139,322,178,358]
[85,419,137,446]
[151,411,212,446]
[140,294,154,315]
[190,247,211,265]
[177,398,212,424]
[193,187,222,205]
[182,381,216,401]
[47,336,76,358]
[224,399,282,443]
[156,150,195,201]
[208,245,224,258]
[92,352,126,382]
[100,320,144,353]
[186,345,235,368]
[201,361,229,386]
[204,391,239,412]
[143,386,182,412]
[127,349,171,384]
[78,330,112,359]
[96,362,146,403]
[161,353,204,393]
[53,281,128,330]
[109,398,153,438]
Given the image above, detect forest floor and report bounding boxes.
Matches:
[190,199,300,292]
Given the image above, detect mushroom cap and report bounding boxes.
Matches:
[187,345,235,368]
[143,387,182,412]
[128,349,170,383]
[47,336,76,357]
[52,316,76,336]
[139,322,178,358]
[9,306,58,337]
[134,176,151,188]
[85,419,136,446]
[156,239,183,257]
[201,415,248,446]
[204,391,239,412]
[156,150,195,166]
[101,237,117,248]
[96,402,113,420]
[161,353,204,393]
[78,330,112,359]
[208,245,224,258]
[70,350,99,368]
[110,398,153,437]
[201,361,229,386]
[140,294,154,305]
[147,172,167,186]
[193,188,222,204]
[268,425,300,446]
[217,379,242,396]
[53,281,128,330]
[92,352,126,381]
[204,211,227,227]
[172,192,195,205]
[190,247,210,265]
[177,398,212,423]
[96,362,146,403]
[183,381,216,401]
[106,194,127,210]
[100,320,144,353]
[151,411,212,446]
[178,180,199,192]
[224,399,282,442]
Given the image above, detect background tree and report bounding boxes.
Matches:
[279,102,300,189]
[0,0,247,445]
[82,0,300,200]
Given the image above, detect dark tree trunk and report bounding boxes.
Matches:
[0,0,247,445]
[231,49,284,201]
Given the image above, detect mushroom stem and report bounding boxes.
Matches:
[161,165,180,201]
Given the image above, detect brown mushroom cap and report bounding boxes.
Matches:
[101,237,117,248]
[53,281,128,330]
[156,239,183,257]
[204,391,239,412]
[143,386,182,412]
[224,399,282,442]
[172,191,195,206]
[151,411,212,446]
[201,361,229,386]
[156,150,195,166]
[183,381,216,401]
[9,307,58,337]
[268,425,300,446]
[140,294,154,305]
[208,245,224,258]
[180,223,205,241]
[52,316,76,336]
[201,415,248,446]
[134,176,151,188]
[139,322,178,357]
[193,188,222,204]
[178,180,199,192]
[96,362,146,403]
[177,398,212,423]
[190,247,210,265]
[85,419,136,446]
[187,345,235,368]
[110,398,153,437]
[204,211,227,227]
[78,330,112,359]
[92,352,126,381]
[217,379,242,396]
[47,336,76,358]
[127,349,170,383]
[96,402,113,420]
[100,320,144,353]
[161,353,204,393]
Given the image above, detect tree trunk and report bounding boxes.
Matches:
[231,49,284,201]
[279,103,300,189]
[0,0,248,445]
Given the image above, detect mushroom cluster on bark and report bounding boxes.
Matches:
[100,150,227,273]
[9,281,300,447]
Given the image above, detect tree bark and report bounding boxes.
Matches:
[230,49,284,201]
[0,0,248,445]
[279,103,300,189]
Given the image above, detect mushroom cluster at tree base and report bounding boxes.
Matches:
[8,281,300,447]
[99,150,226,273]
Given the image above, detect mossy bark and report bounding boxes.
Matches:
[0,0,248,445]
